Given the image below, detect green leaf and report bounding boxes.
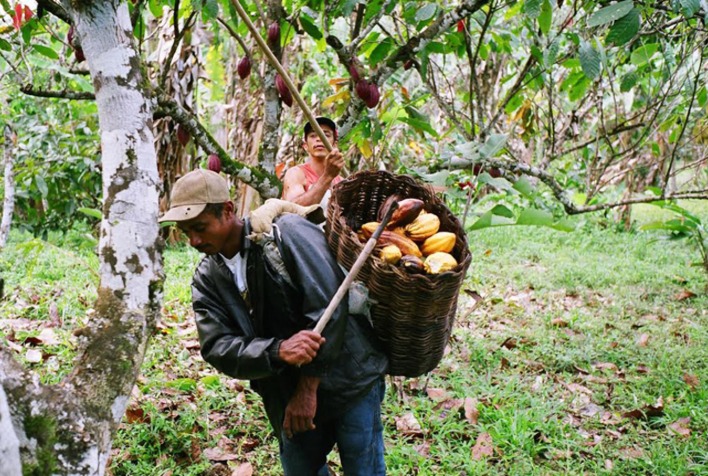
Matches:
[369,37,395,65]
[78,207,102,219]
[35,175,48,197]
[415,3,438,23]
[679,0,700,18]
[32,44,59,60]
[698,86,707,108]
[0,38,11,52]
[469,206,515,230]
[523,0,542,18]
[552,218,575,232]
[587,0,634,27]
[538,0,553,35]
[568,77,591,101]
[479,134,508,158]
[149,0,163,17]
[300,14,322,41]
[399,116,439,137]
[579,40,601,80]
[166,378,197,392]
[544,38,560,68]
[199,375,221,389]
[516,208,554,226]
[640,220,693,234]
[513,176,536,197]
[630,43,658,67]
[478,174,514,191]
[605,8,640,46]
[620,71,639,92]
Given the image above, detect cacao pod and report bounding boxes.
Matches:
[268,22,280,45]
[380,245,402,264]
[400,255,425,274]
[359,222,380,239]
[275,74,294,107]
[176,125,190,146]
[67,25,75,45]
[376,194,401,222]
[405,213,440,241]
[390,226,407,237]
[378,230,421,257]
[457,20,465,33]
[349,64,360,82]
[237,56,252,80]
[421,232,456,255]
[355,79,371,102]
[364,83,380,108]
[404,60,414,71]
[387,198,424,228]
[424,252,458,274]
[207,154,221,173]
[74,47,85,63]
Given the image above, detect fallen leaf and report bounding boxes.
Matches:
[565,383,593,395]
[579,403,604,417]
[550,318,569,327]
[124,406,149,424]
[471,432,494,461]
[463,397,479,425]
[426,387,448,401]
[395,412,423,437]
[25,349,42,363]
[203,447,240,462]
[635,365,650,374]
[38,328,61,346]
[605,459,614,470]
[594,362,618,372]
[622,396,664,420]
[414,441,431,458]
[636,333,650,347]
[232,462,253,476]
[500,337,517,349]
[683,373,699,390]
[619,447,644,459]
[674,289,696,301]
[667,417,691,438]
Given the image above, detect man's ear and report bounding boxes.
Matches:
[223,200,235,218]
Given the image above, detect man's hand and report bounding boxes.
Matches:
[283,376,319,438]
[323,148,344,179]
[278,330,325,366]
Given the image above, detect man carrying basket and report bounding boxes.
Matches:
[160,169,388,476]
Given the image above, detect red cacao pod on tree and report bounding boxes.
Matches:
[355,79,371,102]
[207,154,221,173]
[176,125,191,146]
[275,74,293,107]
[267,22,280,45]
[67,25,75,46]
[457,20,465,33]
[237,56,251,80]
[74,47,85,63]
[364,82,380,108]
[404,59,414,70]
[349,64,360,82]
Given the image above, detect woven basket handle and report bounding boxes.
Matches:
[313,201,399,334]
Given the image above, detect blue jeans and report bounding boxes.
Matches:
[279,379,386,476]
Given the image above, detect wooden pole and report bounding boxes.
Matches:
[230,0,334,152]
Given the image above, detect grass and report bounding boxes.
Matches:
[1,204,707,475]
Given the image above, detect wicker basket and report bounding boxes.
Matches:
[325,170,471,377]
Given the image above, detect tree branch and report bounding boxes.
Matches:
[20,85,95,100]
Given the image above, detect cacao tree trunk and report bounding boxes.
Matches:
[0,1,162,474]
[0,125,16,249]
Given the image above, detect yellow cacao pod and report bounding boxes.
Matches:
[424,252,458,274]
[421,232,456,255]
[405,213,440,241]
[380,245,402,264]
[360,222,380,239]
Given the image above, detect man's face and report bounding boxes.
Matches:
[303,125,336,159]
[177,204,233,255]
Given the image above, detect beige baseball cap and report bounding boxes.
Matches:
[159,169,230,223]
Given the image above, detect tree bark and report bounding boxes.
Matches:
[0,126,16,249]
[0,1,163,474]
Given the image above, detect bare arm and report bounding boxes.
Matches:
[281,150,343,206]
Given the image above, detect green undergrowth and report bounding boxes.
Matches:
[1,206,706,475]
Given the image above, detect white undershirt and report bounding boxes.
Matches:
[220,252,248,295]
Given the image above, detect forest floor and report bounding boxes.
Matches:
[1,202,706,475]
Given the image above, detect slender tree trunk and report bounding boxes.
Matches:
[0,1,163,474]
[0,126,16,249]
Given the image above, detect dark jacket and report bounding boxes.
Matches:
[191,214,388,437]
